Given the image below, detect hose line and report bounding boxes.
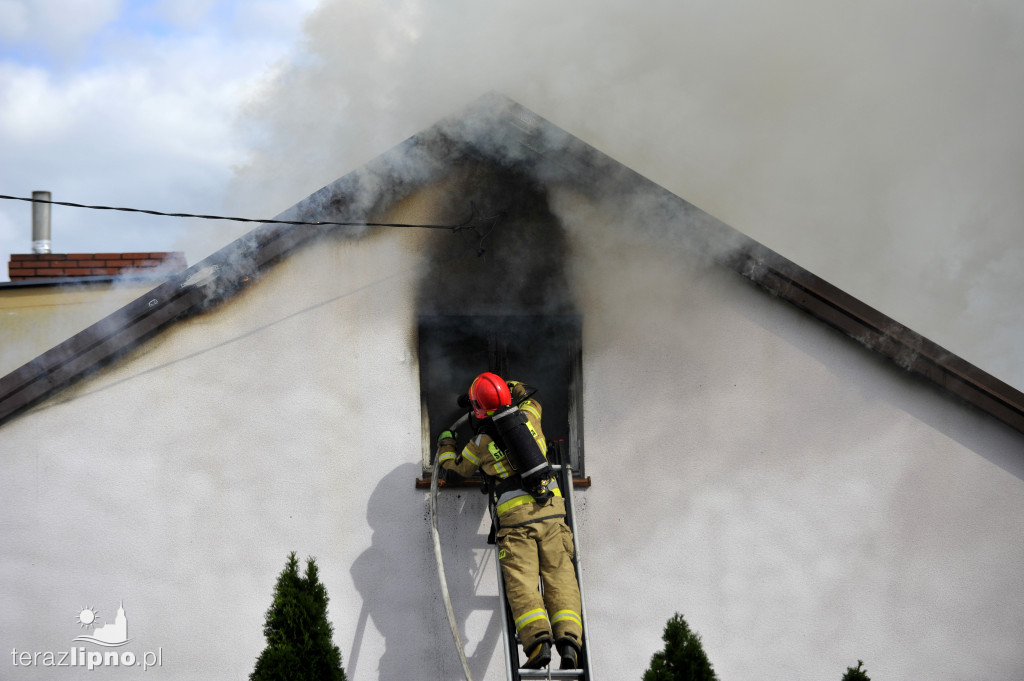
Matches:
[430,413,474,681]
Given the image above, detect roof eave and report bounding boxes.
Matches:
[724,241,1024,433]
[1,92,1021,436]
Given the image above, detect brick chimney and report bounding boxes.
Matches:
[8,252,188,281]
[8,191,188,282]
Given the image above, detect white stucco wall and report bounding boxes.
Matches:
[2,186,1023,681]
[0,279,162,377]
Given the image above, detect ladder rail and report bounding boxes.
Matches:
[493,509,519,681]
[555,462,594,681]
[493,459,592,681]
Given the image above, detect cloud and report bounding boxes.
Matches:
[0,0,315,273]
[0,0,122,55]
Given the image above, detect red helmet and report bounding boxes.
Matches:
[468,372,511,419]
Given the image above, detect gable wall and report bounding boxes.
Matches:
[0,280,160,377]
[2,182,1023,681]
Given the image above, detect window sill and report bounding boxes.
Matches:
[415,476,592,490]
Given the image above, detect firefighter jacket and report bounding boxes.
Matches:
[437,389,565,528]
[436,383,584,653]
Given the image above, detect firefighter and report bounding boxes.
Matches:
[436,372,583,670]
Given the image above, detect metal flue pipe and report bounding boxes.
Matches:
[31,191,51,254]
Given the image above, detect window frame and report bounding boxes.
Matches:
[417,314,585,477]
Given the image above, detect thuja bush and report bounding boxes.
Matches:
[642,612,718,681]
[250,552,347,681]
[842,660,871,681]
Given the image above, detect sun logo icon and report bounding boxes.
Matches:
[76,607,101,628]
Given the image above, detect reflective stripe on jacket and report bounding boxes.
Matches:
[437,393,563,523]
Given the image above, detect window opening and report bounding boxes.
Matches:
[418,315,584,477]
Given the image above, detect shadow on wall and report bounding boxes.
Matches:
[349,462,502,678]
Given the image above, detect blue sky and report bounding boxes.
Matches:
[0,0,295,67]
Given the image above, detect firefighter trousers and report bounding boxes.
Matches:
[497,516,583,654]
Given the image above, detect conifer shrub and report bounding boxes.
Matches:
[841,660,871,681]
[642,612,718,681]
[250,552,347,681]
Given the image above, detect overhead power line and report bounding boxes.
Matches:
[0,193,479,231]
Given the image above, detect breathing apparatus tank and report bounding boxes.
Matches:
[488,403,553,500]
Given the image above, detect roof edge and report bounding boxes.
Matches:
[0,92,1021,438]
[725,241,1024,433]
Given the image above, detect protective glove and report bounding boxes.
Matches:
[437,429,457,447]
[436,430,459,484]
[507,381,532,402]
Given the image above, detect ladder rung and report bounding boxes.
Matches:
[517,669,585,679]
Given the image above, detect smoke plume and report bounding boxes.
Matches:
[226,0,1024,389]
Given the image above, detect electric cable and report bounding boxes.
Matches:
[0,193,477,231]
[0,193,504,256]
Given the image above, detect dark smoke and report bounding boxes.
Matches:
[415,159,575,317]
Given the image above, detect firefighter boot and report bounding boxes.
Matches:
[556,635,581,669]
[522,636,552,670]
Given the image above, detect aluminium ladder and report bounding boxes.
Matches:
[491,443,594,681]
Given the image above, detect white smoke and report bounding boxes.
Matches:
[224,0,1024,391]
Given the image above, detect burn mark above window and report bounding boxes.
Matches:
[414,161,575,319]
[418,314,584,476]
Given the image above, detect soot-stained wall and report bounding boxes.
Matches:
[414,160,576,317]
